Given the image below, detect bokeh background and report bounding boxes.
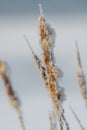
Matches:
[0,0,87,130]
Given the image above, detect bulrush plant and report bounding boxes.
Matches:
[0,61,26,130]
[24,4,69,130]
[75,42,87,108]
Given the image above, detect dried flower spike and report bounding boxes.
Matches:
[75,41,87,107]
[0,61,26,130]
[24,5,69,130]
[38,6,69,129]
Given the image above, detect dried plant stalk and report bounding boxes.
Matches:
[49,110,68,130]
[38,4,64,117]
[76,41,87,107]
[24,35,48,89]
[61,113,69,130]
[70,106,84,130]
[38,4,69,129]
[49,110,58,130]
[59,120,63,130]
[0,61,26,130]
[49,111,54,130]
[24,4,69,130]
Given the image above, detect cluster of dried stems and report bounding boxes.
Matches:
[0,4,87,130]
[48,41,87,129]
[25,4,69,130]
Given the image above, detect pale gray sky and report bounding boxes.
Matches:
[0,0,87,15]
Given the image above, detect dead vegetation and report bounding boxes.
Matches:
[0,4,87,130]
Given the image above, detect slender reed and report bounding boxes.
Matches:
[70,106,84,130]
[75,41,87,107]
[0,61,26,130]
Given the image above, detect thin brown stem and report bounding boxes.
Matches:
[70,106,84,130]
